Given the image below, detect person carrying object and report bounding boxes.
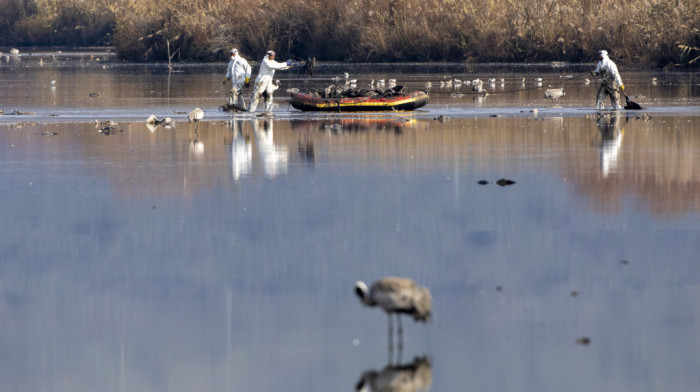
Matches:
[249,50,294,114]
[591,50,625,110]
[223,48,252,110]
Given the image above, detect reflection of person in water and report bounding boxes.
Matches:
[251,118,288,177]
[356,356,432,392]
[597,113,624,178]
[229,119,252,180]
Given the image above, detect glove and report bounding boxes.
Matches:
[620,84,625,91]
[223,78,228,85]
[245,77,250,88]
[286,59,293,66]
[590,70,596,77]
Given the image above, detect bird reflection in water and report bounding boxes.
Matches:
[228,119,252,180]
[188,122,204,155]
[251,118,288,178]
[596,113,625,178]
[355,356,433,392]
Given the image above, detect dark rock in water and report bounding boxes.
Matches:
[496,178,516,186]
[478,180,489,185]
[88,92,101,98]
[620,260,629,265]
[576,337,591,346]
[434,115,451,122]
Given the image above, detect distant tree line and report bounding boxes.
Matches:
[1,0,699,67]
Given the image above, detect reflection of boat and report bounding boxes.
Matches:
[291,118,412,134]
[356,357,432,392]
[290,90,429,112]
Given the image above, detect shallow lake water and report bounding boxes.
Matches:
[1,53,700,392]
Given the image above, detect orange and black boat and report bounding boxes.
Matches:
[290,90,429,112]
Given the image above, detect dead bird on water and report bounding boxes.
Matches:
[544,88,565,99]
[188,108,204,122]
[146,114,173,126]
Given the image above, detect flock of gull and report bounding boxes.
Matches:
[331,72,572,100]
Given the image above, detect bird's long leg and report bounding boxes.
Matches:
[387,313,394,362]
[396,315,404,361]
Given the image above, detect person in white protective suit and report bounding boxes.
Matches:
[249,50,293,113]
[591,50,625,110]
[223,48,252,110]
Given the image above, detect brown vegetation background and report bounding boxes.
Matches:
[1,0,699,66]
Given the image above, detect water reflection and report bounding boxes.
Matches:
[356,356,432,392]
[252,118,288,178]
[188,122,204,155]
[229,119,252,180]
[290,118,409,135]
[597,113,625,178]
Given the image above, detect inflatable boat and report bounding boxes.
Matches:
[290,90,429,112]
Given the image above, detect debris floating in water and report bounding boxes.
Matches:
[576,337,591,346]
[496,178,516,186]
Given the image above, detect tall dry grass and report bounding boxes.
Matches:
[1,0,114,46]
[1,0,699,66]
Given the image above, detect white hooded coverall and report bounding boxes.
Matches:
[593,51,624,110]
[226,53,252,109]
[249,55,291,113]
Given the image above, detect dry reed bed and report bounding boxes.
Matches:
[1,0,698,65]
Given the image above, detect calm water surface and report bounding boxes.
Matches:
[1,54,700,391]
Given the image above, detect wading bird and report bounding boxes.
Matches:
[355,277,432,322]
[355,277,432,352]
